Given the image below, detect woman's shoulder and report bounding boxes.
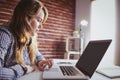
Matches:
[0,26,14,43]
[0,26,12,37]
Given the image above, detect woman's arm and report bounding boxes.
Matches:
[0,29,24,79]
[0,64,24,80]
[0,67,16,80]
[35,50,53,71]
[36,50,45,62]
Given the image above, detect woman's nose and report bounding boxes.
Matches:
[39,24,43,29]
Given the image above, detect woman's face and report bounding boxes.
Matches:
[30,9,44,33]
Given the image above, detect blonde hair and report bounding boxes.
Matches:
[9,0,48,66]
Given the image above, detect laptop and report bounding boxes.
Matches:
[43,39,112,80]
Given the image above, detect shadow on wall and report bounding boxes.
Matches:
[115,0,120,66]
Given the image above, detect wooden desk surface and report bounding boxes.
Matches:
[18,59,120,80]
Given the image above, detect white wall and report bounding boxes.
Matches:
[75,0,117,68]
[91,0,116,68]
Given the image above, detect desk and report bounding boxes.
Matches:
[18,59,120,80]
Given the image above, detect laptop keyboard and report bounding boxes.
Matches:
[59,66,80,76]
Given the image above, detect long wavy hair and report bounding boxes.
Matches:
[9,0,48,66]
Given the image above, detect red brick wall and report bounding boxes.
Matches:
[0,0,75,59]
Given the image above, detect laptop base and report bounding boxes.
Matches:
[43,79,88,80]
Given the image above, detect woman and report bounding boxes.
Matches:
[0,0,52,80]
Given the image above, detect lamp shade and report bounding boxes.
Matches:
[80,20,88,27]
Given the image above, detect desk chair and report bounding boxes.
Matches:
[64,36,80,59]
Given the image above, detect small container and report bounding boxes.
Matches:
[73,31,79,37]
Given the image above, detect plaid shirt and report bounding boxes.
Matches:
[0,27,45,80]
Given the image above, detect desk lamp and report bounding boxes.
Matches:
[79,20,88,54]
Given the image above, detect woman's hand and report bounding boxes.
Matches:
[38,59,53,71]
[25,65,35,74]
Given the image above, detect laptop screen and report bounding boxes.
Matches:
[76,40,112,77]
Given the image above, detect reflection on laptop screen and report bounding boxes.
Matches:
[76,40,112,77]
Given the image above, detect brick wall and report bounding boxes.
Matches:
[0,0,75,59]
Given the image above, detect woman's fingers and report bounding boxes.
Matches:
[47,59,53,68]
[25,65,35,73]
[38,59,53,71]
[38,61,46,71]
